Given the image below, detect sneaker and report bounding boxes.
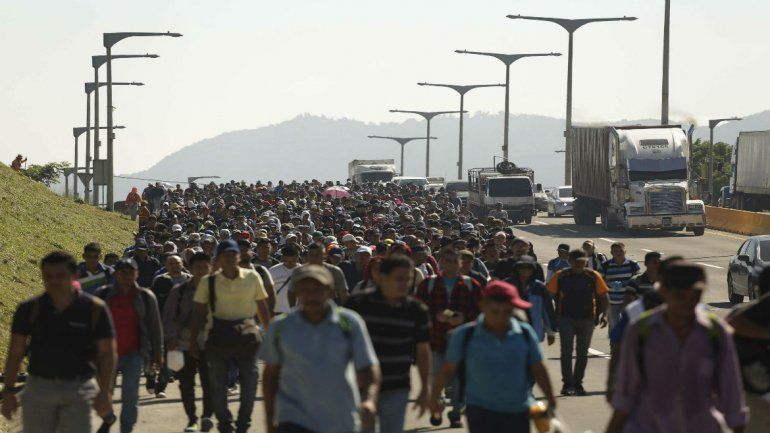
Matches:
[200,418,214,432]
[429,413,442,427]
[448,411,463,429]
[156,391,167,398]
[561,386,575,396]
[227,386,238,395]
[184,420,198,432]
[574,385,587,396]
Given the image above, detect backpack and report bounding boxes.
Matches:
[455,320,531,401]
[636,310,721,389]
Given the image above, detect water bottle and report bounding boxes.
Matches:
[530,400,551,433]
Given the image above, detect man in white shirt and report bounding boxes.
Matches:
[268,245,300,315]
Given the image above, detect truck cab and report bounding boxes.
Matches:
[468,163,535,224]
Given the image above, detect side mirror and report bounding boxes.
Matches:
[738,254,751,264]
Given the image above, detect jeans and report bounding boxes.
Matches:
[558,317,594,388]
[128,203,139,220]
[20,376,98,433]
[178,350,213,422]
[207,350,258,433]
[117,352,144,433]
[433,351,462,417]
[466,406,529,433]
[608,303,624,335]
[361,388,410,433]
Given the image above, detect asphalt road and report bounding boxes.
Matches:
[88,214,747,433]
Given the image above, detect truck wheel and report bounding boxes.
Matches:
[524,215,532,224]
[693,227,705,236]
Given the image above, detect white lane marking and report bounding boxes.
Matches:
[600,238,617,243]
[697,262,725,270]
[535,221,549,225]
[565,229,577,233]
[588,348,611,359]
[641,249,653,252]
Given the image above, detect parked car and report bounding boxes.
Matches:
[546,186,575,217]
[392,176,429,189]
[728,235,770,303]
[534,188,550,212]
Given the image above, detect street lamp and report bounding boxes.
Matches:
[74,126,125,202]
[84,81,143,203]
[388,109,464,177]
[662,0,671,125]
[507,14,636,184]
[103,32,181,210]
[366,135,437,176]
[455,50,561,162]
[707,117,742,203]
[417,82,505,179]
[92,53,157,205]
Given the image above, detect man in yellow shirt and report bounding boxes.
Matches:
[189,239,271,433]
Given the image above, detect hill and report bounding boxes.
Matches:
[116,110,770,197]
[0,163,136,359]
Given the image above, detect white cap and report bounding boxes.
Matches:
[342,234,356,243]
[356,246,373,255]
[171,224,183,232]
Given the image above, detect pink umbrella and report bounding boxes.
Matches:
[322,186,352,199]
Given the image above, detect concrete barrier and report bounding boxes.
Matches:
[705,206,770,236]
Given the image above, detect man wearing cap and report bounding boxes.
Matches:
[2,251,116,433]
[188,239,271,433]
[95,258,164,433]
[490,238,545,282]
[487,202,508,221]
[132,239,162,288]
[546,244,571,284]
[77,242,114,295]
[582,240,606,272]
[341,233,359,261]
[547,250,609,396]
[340,245,372,292]
[606,261,747,433]
[261,265,381,433]
[430,280,556,433]
[506,256,556,345]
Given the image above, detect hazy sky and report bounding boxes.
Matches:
[1,0,768,175]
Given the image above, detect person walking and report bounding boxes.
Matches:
[2,251,116,433]
[163,252,215,432]
[430,280,557,433]
[546,244,571,284]
[132,239,162,288]
[415,248,481,428]
[261,265,381,433]
[125,187,144,221]
[77,242,114,294]
[345,255,432,433]
[581,240,606,272]
[269,245,301,315]
[601,242,640,332]
[189,239,272,433]
[505,256,556,345]
[95,258,164,433]
[606,261,748,433]
[547,249,609,396]
[299,242,349,304]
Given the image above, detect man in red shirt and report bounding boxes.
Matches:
[95,259,163,433]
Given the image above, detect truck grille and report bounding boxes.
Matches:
[647,188,685,214]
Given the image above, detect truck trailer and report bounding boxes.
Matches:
[570,125,706,235]
[348,159,397,184]
[730,131,770,212]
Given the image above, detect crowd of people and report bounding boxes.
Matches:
[2,178,769,433]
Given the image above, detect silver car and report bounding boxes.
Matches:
[547,186,575,217]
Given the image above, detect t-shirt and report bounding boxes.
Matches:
[109,292,140,355]
[11,292,115,380]
[269,263,299,314]
[345,290,431,392]
[601,259,641,305]
[193,268,268,320]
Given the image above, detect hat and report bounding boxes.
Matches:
[514,255,538,269]
[341,234,356,243]
[356,246,373,255]
[290,264,333,287]
[171,224,183,232]
[582,239,595,247]
[312,231,324,239]
[328,247,344,257]
[134,239,149,250]
[512,237,530,246]
[219,229,231,239]
[216,239,239,256]
[189,233,202,242]
[483,280,531,309]
[255,230,268,239]
[114,258,139,271]
[557,243,570,252]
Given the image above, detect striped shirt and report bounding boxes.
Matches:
[601,259,640,304]
[345,289,431,391]
[76,262,113,294]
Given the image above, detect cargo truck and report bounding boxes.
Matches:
[468,161,536,224]
[348,159,397,184]
[570,125,706,235]
[730,131,770,212]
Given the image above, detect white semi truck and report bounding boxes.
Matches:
[570,125,706,236]
[347,159,397,184]
[729,130,770,211]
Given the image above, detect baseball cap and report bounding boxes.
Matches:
[114,258,139,271]
[557,243,570,252]
[483,280,531,309]
[216,239,239,256]
[582,240,595,247]
[342,234,356,243]
[291,265,333,287]
[356,246,373,255]
[134,239,149,250]
[171,224,183,232]
[328,247,344,257]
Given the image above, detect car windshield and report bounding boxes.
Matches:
[760,240,770,262]
[487,178,532,197]
[558,187,572,198]
[628,157,688,182]
[446,182,468,192]
[361,172,394,183]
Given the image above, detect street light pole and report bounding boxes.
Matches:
[707,117,742,204]
[74,126,125,204]
[367,135,437,176]
[662,0,671,125]
[417,82,504,179]
[507,15,637,184]
[103,32,181,210]
[455,50,561,162]
[388,110,464,177]
[92,54,157,205]
[85,81,142,203]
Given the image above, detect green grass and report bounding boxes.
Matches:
[0,163,136,360]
